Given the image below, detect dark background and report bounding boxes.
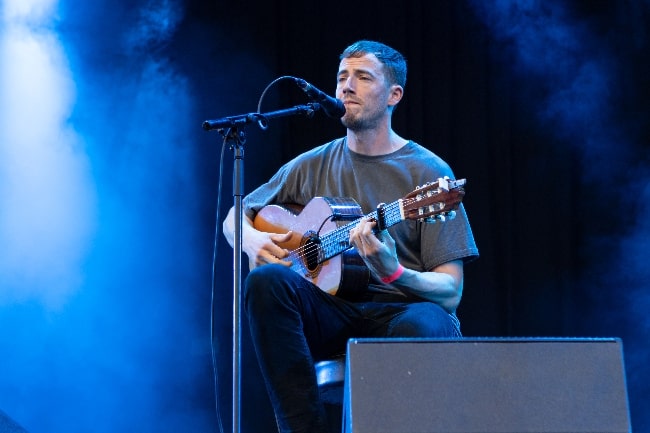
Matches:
[0,1,648,432]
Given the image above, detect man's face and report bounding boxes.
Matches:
[336,53,400,131]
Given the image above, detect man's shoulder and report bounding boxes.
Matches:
[401,141,451,169]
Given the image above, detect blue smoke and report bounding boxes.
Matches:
[0,0,215,431]
[0,0,95,310]
[468,0,649,430]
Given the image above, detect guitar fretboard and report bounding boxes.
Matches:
[320,200,404,261]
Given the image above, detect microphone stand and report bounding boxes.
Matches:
[203,102,320,433]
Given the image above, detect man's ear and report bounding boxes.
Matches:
[388,84,403,107]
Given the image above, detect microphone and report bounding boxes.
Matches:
[294,78,345,118]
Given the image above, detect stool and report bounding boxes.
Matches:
[315,354,346,433]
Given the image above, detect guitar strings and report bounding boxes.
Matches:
[288,199,406,268]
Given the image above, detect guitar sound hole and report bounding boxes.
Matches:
[303,234,321,272]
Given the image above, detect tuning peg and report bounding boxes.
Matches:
[421,215,444,223]
[437,177,450,192]
[420,211,457,224]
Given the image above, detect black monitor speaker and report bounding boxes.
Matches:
[343,338,631,433]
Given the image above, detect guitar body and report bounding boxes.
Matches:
[253,197,370,297]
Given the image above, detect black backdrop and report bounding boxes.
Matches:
[187,1,649,432]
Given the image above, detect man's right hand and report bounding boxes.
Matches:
[223,206,293,270]
[245,230,293,269]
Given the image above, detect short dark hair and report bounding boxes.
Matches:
[340,40,407,88]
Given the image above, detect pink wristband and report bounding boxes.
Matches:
[381,264,404,284]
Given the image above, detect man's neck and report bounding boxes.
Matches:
[346,127,407,156]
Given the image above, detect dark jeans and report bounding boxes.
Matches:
[244,264,462,433]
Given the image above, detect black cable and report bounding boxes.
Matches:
[210,136,228,433]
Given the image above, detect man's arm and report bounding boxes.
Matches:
[222,206,293,268]
[392,260,463,313]
[349,217,463,313]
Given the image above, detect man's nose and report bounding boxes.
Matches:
[340,77,355,93]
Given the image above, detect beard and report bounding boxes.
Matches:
[340,108,382,132]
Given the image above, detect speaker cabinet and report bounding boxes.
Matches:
[343,338,630,433]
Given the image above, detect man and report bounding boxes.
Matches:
[223,40,478,433]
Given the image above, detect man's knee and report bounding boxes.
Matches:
[392,302,461,338]
[244,264,296,310]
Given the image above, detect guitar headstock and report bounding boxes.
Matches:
[401,177,466,223]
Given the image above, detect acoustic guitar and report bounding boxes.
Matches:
[252,177,466,297]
